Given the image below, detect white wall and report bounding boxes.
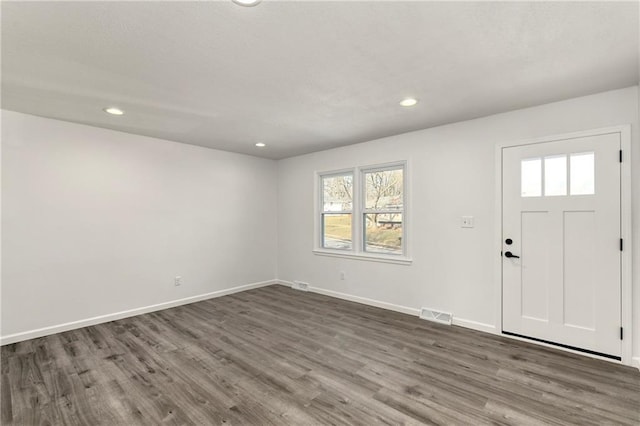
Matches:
[2,87,638,364]
[1,110,278,339]
[277,86,640,360]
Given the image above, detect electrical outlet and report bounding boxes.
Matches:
[175,276,183,286]
[461,216,474,228]
[340,271,346,280]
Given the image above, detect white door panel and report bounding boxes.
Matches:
[502,133,621,357]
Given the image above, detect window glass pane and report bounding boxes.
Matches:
[322,174,352,212]
[364,213,402,255]
[322,214,352,250]
[544,155,567,196]
[365,169,403,210]
[521,158,541,197]
[570,152,595,195]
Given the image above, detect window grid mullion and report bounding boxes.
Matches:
[363,209,404,214]
[353,168,361,253]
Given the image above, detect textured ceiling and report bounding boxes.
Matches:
[2,1,638,159]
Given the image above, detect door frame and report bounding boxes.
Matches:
[493,125,633,366]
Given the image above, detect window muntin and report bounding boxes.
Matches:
[321,173,353,250]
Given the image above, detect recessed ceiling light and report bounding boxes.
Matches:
[104,107,124,115]
[399,98,418,107]
[255,142,266,147]
[232,0,261,7]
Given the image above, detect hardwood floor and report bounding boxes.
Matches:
[2,285,639,425]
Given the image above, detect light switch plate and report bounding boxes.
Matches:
[461,216,474,228]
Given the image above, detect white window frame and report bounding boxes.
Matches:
[319,170,354,251]
[314,161,411,265]
[361,164,407,256]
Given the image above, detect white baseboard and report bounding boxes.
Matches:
[8,278,628,368]
[278,281,640,367]
[451,317,497,334]
[1,279,278,346]
[311,286,421,316]
[276,280,417,317]
[279,280,498,334]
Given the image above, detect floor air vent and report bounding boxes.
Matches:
[292,281,309,291]
[419,308,452,325]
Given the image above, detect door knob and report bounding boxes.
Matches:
[504,251,520,259]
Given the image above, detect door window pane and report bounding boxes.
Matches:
[322,175,352,212]
[544,155,567,196]
[570,152,595,195]
[364,213,402,254]
[521,158,542,197]
[322,214,352,249]
[364,169,403,210]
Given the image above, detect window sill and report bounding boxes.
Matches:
[312,249,413,265]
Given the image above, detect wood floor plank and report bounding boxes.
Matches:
[2,285,639,425]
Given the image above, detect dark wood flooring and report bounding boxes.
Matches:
[2,285,639,425]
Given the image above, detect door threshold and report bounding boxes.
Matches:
[502,331,621,361]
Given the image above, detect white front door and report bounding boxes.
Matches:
[502,132,621,358]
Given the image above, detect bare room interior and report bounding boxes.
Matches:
[1,1,639,424]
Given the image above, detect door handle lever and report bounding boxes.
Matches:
[504,251,520,259]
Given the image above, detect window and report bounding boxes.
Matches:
[363,167,404,255]
[321,173,353,250]
[317,162,408,262]
[569,152,595,195]
[520,151,595,198]
[544,155,567,196]
[521,158,542,197]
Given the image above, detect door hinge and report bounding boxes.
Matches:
[619,150,622,163]
[620,327,623,340]
[620,238,623,251]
